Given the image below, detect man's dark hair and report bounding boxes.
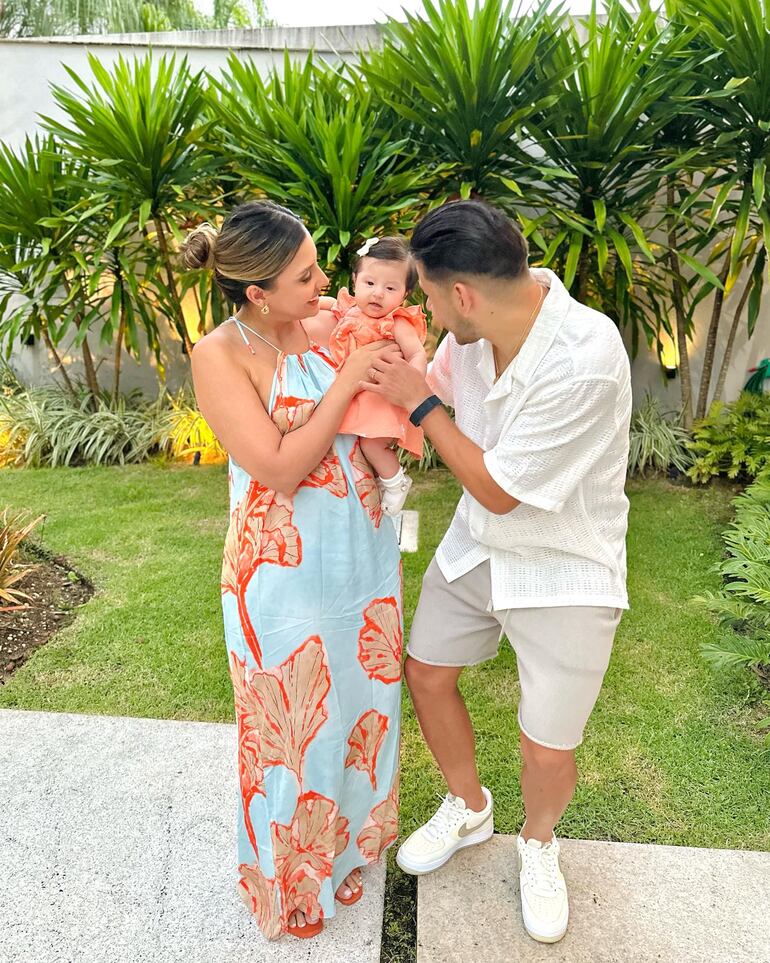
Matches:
[410,200,529,282]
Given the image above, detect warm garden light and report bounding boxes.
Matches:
[659,331,679,380]
[181,287,204,348]
[95,273,115,300]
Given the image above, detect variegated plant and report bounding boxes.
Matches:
[0,510,43,607]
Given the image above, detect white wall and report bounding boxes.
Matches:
[1,26,382,395]
[0,26,381,149]
[624,270,768,413]
[1,25,768,405]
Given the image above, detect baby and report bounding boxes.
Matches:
[320,236,428,516]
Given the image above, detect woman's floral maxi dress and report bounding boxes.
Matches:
[220,324,402,940]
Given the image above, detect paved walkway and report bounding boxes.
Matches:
[417,833,770,963]
[0,709,385,963]
[5,707,770,963]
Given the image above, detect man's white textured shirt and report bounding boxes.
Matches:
[427,268,632,610]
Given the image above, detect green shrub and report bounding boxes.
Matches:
[0,381,447,471]
[0,377,234,468]
[628,394,693,477]
[0,385,168,467]
[154,388,226,464]
[688,391,770,484]
[0,361,22,397]
[698,473,770,694]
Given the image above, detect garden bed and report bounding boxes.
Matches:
[0,545,92,684]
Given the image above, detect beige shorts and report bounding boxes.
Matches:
[407,558,622,750]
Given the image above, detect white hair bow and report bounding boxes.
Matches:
[356,237,380,257]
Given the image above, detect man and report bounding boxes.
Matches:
[363,200,631,944]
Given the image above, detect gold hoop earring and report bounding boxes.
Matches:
[260,302,270,316]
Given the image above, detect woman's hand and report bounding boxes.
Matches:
[337,341,402,396]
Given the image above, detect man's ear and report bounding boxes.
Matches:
[453,280,476,318]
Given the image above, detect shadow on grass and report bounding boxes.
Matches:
[381,851,417,963]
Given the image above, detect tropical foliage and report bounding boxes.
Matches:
[359,0,565,203]
[0,0,767,422]
[687,391,770,484]
[0,0,270,37]
[44,53,223,358]
[666,0,770,423]
[698,473,770,696]
[627,394,693,477]
[522,1,693,348]
[0,382,226,467]
[210,53,444,288]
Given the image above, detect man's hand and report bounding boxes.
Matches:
[362,352,519,516]
[338,341,402,397]
[361,354,432,414]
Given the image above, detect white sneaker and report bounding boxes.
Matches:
[396,787,493,875]
[377,467,413,517]
[516,833,569,943]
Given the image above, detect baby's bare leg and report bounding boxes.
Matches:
[360,436,401,480]
[360,436,413,516]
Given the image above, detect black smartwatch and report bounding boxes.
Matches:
[409,394,443,426]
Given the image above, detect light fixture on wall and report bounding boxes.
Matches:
[658,329,679,380]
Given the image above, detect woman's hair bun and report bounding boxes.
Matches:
[181,222,219,270]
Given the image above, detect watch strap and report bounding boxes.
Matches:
[409,394,442,426]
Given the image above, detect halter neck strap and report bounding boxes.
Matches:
[225,316,282,355]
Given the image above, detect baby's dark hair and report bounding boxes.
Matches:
[352,236,418,293]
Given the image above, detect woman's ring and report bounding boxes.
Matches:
[369,368,377,381]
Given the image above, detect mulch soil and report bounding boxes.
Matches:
[0,549,93,684]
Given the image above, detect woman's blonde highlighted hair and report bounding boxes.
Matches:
[181,201,306,306]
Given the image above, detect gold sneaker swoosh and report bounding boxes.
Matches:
[457,814,492,838]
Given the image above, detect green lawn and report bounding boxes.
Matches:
[1,465,768,851]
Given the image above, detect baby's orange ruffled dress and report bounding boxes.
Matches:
[329,288,427,458]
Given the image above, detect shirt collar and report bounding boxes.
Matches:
[480,268,570,401]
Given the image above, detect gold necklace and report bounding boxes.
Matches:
[493,282,546,382]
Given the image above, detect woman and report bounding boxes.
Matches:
[185,201,403,941]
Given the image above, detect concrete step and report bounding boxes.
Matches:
[0,709,385,963]
[417,834,770,963]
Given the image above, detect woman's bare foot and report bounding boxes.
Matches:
[286,869,363,930]
[336,868,363,901]
[287,908,320,931]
